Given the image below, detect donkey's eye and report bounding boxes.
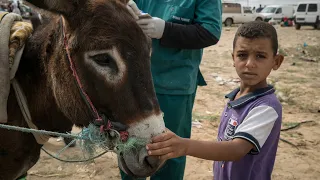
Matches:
[90,53,114,67]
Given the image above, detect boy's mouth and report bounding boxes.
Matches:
[243,72,257,75]
[242,72,258,78]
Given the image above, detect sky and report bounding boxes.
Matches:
[223,0,315,7]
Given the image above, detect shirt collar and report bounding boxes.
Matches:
[225,85,275,109]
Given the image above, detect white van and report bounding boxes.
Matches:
[259,5,295,22]
[222,3,264,26]
[294,1,320,30]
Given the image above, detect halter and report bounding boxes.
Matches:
[60,17,128,142]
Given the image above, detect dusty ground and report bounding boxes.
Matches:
[28,25,320,180]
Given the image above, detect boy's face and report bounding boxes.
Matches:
[232,37,283,89]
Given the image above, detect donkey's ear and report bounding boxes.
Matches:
[24,0,83,17]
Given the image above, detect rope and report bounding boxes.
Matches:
[61,17,102,122]
[41,147,109,163]
[0,122,148,164]
[0,123,116,162]
[0,123,88,140]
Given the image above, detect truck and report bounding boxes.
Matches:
[222,2,264,26]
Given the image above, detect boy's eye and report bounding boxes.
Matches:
[237,54,247,59]
[257,54,266,59]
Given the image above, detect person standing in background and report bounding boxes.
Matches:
[122,0,222,179]
[12,2,21,15]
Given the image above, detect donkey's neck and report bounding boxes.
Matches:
[11,16,75,132]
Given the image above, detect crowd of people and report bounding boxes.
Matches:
[0,0,30,18]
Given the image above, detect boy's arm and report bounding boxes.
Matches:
[147,105,280,161]
[147,130,253,161]
[185,138,253,161]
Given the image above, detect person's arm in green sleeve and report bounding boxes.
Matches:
[160,0,222,49]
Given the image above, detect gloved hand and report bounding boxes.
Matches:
[127,0,141,20]
[137,17,165,39]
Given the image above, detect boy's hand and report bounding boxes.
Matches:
[146,129,189,161]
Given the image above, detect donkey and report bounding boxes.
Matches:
[0,0,166,179]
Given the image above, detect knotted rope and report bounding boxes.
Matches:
[0,123,147,162]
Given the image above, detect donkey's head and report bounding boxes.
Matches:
[26,0,165,177]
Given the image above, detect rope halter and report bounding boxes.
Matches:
[60,16,129,142]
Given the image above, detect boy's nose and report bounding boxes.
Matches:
[245,57,256,68]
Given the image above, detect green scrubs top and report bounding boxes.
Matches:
[135,0,222,95]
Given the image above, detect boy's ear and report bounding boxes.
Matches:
[272,54,284,70]
[231,53,235,67]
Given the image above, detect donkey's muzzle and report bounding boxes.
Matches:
[118,113,166,177]
[118,147,165,178]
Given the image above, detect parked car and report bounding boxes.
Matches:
[222,3,264,26]
[259,5,295,23]
[294,1,320,30]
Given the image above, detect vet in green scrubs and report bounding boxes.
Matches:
[121,0,222,179]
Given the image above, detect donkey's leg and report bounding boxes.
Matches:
[0,130,41,180]
[16,172,27,180]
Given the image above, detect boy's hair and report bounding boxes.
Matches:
[233,21,278,56]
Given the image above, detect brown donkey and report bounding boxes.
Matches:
[0,0,166,179]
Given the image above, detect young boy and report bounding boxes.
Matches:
[146,21,284,180]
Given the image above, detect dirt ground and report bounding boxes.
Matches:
[27,25,320,180]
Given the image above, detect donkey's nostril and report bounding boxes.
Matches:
[138,148,161,170]
[145,156,160,169]
[139,98,155,114]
